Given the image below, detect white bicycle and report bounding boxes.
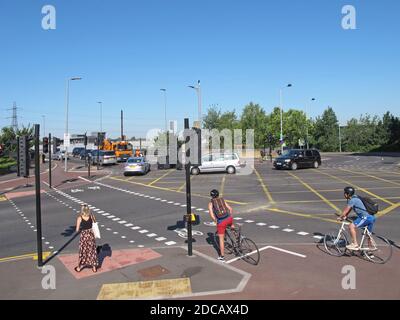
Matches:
[323,217,392,264]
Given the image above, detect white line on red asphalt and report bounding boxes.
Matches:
[225,245,306,264]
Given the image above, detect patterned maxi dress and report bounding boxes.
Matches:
[78,216,98,268]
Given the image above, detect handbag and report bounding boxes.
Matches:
[91,215,101,239]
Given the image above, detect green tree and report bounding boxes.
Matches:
[314,107,339,151]
[240,102,267,149]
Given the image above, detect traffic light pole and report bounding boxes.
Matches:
[34,124,43,267]
[48,133,52,189]
[184,118,193,256]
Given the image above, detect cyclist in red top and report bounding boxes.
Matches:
[208,189,234,262]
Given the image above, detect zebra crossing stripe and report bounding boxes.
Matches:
[147,233,157,237]
[283,228,294,232]
[165,241,176,246]
[156,237,166,241]
[269,225,280,229]
[139,230,148,233]
[297,231,309,236]
[256,223,267,226]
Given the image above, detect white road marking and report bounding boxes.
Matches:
[165,241,176,246]
[282,228,294,232]
[156,237,166,241]
[256,223,267,226]
[269,225,280,229]
[245,220,254,223]
[234,217,243,220]
[139,230,148,234]
[118,220,127,224]
[125,223,134,227]
[297,232,309,236]
[147,233,157,237]
[131,226,141,230]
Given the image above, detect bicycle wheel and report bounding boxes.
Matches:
[238,237,260,265]
[214,232,235,255]
[323,232,348,256]
[363,234,392,264]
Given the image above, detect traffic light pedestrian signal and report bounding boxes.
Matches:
[43,137,49,153]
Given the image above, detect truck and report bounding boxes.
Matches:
[100,139,133,162]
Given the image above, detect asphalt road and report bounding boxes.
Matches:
[1,153,399,299]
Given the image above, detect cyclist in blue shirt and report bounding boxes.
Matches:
[338,186,376,251]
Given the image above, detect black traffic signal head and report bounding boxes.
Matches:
[43,137,49,153]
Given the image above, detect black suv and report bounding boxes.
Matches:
[273,149,321,170]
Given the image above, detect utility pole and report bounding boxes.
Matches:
[339,125,342,153]
[121,110,124,140]
[34,124,43,267]
[184,118,193,256]
[49,133,52,189]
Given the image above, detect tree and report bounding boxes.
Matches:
[240,102,267,149]
[0,125,34,157]
[203,107,222,130]
[314,107,339,152]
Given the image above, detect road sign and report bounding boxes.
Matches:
[64,134,70,147]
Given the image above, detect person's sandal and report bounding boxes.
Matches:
[74,266,82,273]
[92,267,98,273]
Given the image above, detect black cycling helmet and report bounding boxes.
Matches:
[344,186,355,197]
[210,189,219,198]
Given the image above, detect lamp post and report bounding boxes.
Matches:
[188,80,202,128]
[65,77,82,172]
[279,83,292,153]
[160,89,167,132]
[42,115,45,138]
[306,98,316,149]
[97,102,103,133]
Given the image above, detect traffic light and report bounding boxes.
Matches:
[43,137,49,153]
[84,134,88,146]
[192,127,202,166]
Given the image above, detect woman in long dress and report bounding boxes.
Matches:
[74,204,99,273]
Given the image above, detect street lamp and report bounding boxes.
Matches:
[97,102,103,133]
[306,98,316,149]
[188,80,202,128]
[160,89,167,132]
[65,77,82,172]
[279,83,292,153]
[42,115,45,138]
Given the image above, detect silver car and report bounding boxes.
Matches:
[52,151,69,161]
[91,150,117,165]
[124,157,150,176]
[190,153,243,175]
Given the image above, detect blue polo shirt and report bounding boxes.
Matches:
[348,196,371,219]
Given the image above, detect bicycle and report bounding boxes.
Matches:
[214,224,260,265]
[323,217,392,264]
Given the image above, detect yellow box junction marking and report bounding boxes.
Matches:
[253,167,275,204]
[148,169,175,186]
[109,176,247,205]
[0,195,7,202]
[286,172,341,214]
[339,168,400,187]
[97,278,192,300]
[317,170,394,205]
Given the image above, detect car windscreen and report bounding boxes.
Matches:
[117,144,132,151]
[102,151,115,156]
[127,158,143,164]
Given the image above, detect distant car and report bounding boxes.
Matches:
[190,152,243,175]
[273,149,321,170]
[91,150,117,165]
[124,157,150,176]
[52,151,69,161]
[79,149,92,160]
[72,147,85,157]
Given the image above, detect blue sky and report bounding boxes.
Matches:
[0,0,399,138]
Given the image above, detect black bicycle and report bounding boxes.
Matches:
[214,224,260,265]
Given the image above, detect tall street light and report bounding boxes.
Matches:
[306,98,316,149]
[188,80,202,128]
[279,83,292,153]
[42,115,45,138]
[97,101,103,133]
[160,89,167,132]
[65,77,82,172]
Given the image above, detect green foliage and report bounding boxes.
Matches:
[313,107,340,152]
[0,125,34,156]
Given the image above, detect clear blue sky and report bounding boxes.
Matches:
[0,0,399,138]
